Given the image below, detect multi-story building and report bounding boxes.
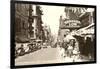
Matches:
[29,5,45,42]
[36,6,44,40]
[73,8,95,59]
[28,4,34,38]
[58,7,81,41]
[43,25,51,42]
[15,3,29,42]
[15,4,45,43]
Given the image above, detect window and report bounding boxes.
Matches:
[15,18,21,32]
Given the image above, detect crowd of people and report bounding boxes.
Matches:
[58,34,81,62]
[58,34,95,62]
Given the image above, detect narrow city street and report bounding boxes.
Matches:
[15,46,90,66]
[14,4,95,66]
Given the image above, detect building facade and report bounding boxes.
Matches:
[73,8,95,59]
[15,3,29,42]
[58,7,81,41]
[35,6,44,40]
[15,4,45,43]
[43,25,51,43]
[29,5,45,42]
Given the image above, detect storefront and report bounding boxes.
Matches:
[73,23,95,60]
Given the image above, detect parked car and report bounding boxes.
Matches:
[42,42,47,48]
[15,43,29,58]
[16,44,25,56]
[27,44,34,53]
[36,39,42,49]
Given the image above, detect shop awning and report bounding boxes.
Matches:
[72,23,94,36]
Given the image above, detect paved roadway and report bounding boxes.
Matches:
[15,47,90,66]
[15,47,61,65]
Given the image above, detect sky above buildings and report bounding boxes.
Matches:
[41,5,64,36]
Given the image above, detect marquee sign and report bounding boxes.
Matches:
[63,20,81,28]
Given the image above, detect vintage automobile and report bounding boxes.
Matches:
[36,39,42,49]
[27,43,34,53]
[42,42,47,48]
[15,39,43,58]
[15,43,29,58]
[26,39,42,53]
[15,44,25,57]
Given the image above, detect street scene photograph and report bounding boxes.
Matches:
[14,3,96,66]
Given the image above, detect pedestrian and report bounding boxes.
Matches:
[59,46,65,58]
[72,46,80,62]
[67,44,73,58]
[70,39,76,49]
[62,35,67,57]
